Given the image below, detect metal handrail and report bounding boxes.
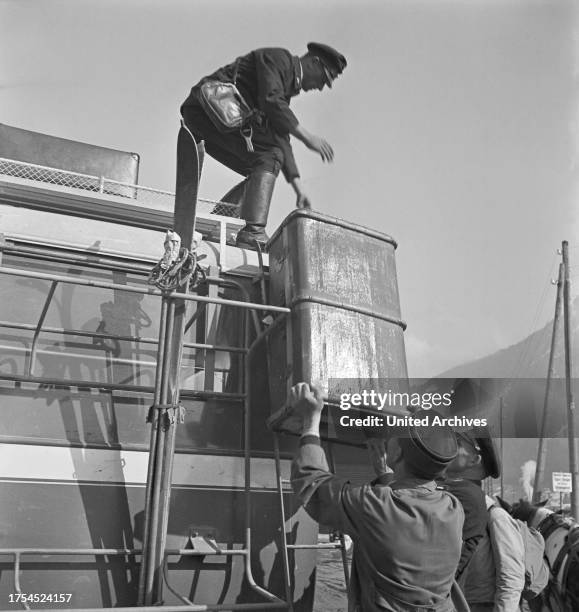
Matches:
[0,156,240,218]
[240,316,289,607]
[0,372,244,401]
[0,267,289,314]
[0,157,127,183]
[0,241,155,272]
[0,320,247,354]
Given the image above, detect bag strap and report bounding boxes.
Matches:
[232,57,242,86]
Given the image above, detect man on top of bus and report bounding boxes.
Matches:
[289,382,469,612]
[181,43,346,249]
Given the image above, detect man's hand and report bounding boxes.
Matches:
[291,124,335,163]
[289,382,324,436]
[290,177,313,210]
[295,192,312,209]
[304,134,334,162]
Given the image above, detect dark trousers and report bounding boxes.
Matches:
[181,104,283,178]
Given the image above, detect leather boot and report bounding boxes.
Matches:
[235,170,277,249]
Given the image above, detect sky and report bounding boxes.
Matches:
[1,0,578,378]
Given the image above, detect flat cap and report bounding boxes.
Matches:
[397,409,458,479]
[307,42,347,76]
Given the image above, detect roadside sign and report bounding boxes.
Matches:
[552,472,572,493]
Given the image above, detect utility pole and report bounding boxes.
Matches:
[533,263,563,502]
[562,241,579,520]
[499,396,504,499]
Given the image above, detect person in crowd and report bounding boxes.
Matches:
[289,382,468,612]
[446,428,525,612]
[438,429,491,586]
[181,43,346,249]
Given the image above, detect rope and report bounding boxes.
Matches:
[148,247,206,292]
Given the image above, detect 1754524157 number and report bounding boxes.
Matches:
[9,593,72,604]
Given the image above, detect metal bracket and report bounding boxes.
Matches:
[146,402,184,429]
[186,533,222,555]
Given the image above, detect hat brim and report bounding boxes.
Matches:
[306,42,347,75]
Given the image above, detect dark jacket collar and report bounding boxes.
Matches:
[291,56,302,95]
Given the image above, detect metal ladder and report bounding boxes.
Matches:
[137,262,293,609]
[252,245,350,611]
[270,436,351,611]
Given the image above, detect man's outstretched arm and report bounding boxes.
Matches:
[287,125,334,210]
[289,124,334,163]
[289,177,311,209]
[289,383,362,534]
[289,382,333,511]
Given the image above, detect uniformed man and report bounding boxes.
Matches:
[450,429,525,612]
[181,43,346,249]
[440,429,498,585]
[289,383,469,612]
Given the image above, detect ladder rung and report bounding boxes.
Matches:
[286,543,343,550]
[169,548,247,557]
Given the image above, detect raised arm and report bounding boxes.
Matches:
[289,383,361,534]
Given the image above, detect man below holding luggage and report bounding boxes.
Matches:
[289,382,468,612]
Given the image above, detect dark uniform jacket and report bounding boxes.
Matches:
[291,438,466,612]
[439,478,488,583]
[182,48,303,181]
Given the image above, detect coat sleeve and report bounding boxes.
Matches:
[488,508,525,612]
[254,49,300,182]
[290,438,371,537]
[456,534,484,582]
[442,480,488,580]
[276,133,299,182]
